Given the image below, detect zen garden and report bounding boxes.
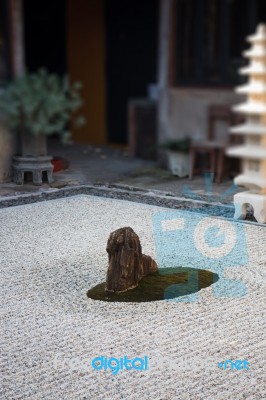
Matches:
[0,3,265,399]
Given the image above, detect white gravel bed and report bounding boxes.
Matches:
[0,195,265,400]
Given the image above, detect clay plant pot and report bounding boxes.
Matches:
[51,157,70,172]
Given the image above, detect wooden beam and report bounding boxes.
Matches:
[157,0,176,144]
[8,0,25,77]
[67,0,106,145]
[167,0,177,86]
[158,0,176,88]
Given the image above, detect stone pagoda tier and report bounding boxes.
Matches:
[226,23,266,223]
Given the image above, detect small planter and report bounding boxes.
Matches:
[21,129,47,157]
[166,150,189,178]
[159,138,190,177]
[0,69,85,185]
[0,118,14,183]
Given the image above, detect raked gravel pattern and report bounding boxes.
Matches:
[0,195,265,400]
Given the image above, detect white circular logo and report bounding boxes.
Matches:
[193,217,236,259]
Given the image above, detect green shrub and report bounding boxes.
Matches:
[160,137,190,153]
[0,69,85,142]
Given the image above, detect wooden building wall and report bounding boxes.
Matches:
[67,0,106,144]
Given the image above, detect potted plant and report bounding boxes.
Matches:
[0,69,84,184]
[160,137,190,177]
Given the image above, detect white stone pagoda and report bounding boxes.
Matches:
[227,23,266,223]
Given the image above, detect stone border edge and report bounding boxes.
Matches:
[0,183,264,226]
[0,183,233,213]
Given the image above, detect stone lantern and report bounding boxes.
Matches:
[227,23,266,223]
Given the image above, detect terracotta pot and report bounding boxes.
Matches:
[52,157,70,172]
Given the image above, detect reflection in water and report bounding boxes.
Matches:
[87,267,219,303]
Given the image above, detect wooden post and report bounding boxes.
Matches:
[0,1,25,182]
[8,0,25,77]
[157,0,176,147]
[67,0,106,145]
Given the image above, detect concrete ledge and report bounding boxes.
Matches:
[0,183,235,217]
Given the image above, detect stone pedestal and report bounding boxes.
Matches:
[12,131,54,185]
[12,155,53,185]
[234,191,266,223]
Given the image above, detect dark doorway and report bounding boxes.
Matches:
[105,0,159,144]
[23,0,67,75]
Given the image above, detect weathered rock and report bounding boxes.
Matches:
[140,254,158,277]
[105,227,158,294]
